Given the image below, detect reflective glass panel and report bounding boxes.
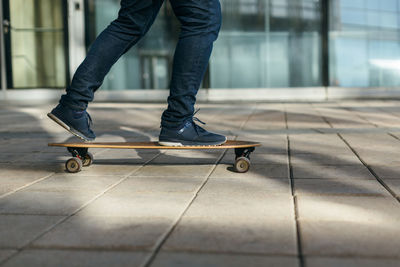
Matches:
[87,0,322,90]
[9,0,67,88]
[213,0,322,88]
[329,0,400,87]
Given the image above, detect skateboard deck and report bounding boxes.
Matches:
[48,140,261,173]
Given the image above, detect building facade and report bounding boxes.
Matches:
[1,0,400,101]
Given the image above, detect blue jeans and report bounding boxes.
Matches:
[60,0,221,128]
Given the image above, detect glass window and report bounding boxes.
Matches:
[212,0,322,88]
[340,0,365,9]
[340,9,366,26]
[8,0,67,88]
[329,0,400,87]
[380,0,398,11]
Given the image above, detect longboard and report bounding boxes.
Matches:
[48,140,261,173]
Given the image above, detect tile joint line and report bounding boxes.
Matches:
[284,107,305,267]
[140,105,258,267]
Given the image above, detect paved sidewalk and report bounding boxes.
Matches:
[0,100,400,267]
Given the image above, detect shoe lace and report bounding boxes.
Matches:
[192,109,206,135]
[86,112,93,128]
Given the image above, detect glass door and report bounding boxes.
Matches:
[3,0,68,88]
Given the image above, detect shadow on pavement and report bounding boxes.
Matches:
[1,102,400,266]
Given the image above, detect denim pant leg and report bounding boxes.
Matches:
[60,0,164,111]
[160,0,222,128]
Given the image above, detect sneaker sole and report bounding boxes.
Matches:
[47,113,94,142]
[158,138,227,147]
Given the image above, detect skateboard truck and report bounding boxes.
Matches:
[234,147,255,173]
[66,147,93,173]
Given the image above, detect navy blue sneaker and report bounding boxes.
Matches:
[47,104,96,141]
[159,117,227,147]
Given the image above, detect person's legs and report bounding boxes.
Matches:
[160,0,222,128]
[60,0,164,111]
[158,0,226,146]
[49,0,164,141]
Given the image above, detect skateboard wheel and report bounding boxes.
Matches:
[66,157,83,173]
[82,152,94,167]
[234,157,250,173]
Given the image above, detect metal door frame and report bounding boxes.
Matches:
[67,0,86,81]
[1,0,12,89]
[0,0,6,97]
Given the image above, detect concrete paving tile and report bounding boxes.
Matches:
[391,132,400,140]
[289,134,346,144]
[132,164,214,177]
[89,157,157,166]
[110,176,205,194]
[293,179,390,196]
[184,190,294,220]
[286,118,327,128]
[363,114,400,128]
[33,215,173,250]
[0,176,53,196]
[19,153,69,163]
[290,145,353,155]
[0,153,30,163]
[292,165,374,179]
[0,215,62,248]
[151,154,219,165]
[370,165,400,179]
[94,148,159,159]
[69,164,142,176]
[25,174,123,193]
[2,249,147,267]
[151,252,299,267]
[245,122,287,131]
[86,134,150,143]
[0,250,16,263]
[297,195,400,223]
[305,257,400,267]
[236,133,287,141]
[0,191,96,215]
[300,220,400,257]
[206,176,291,195]
[78,193,192,218]
[0,138,20,146]
[288,123,331,130]
[247,110,285,120]
[163,217,297,255]
[0,141,47,154]
[346,139,399,151]
[326,121,378,130]
[0,163,59,178]
[162,150,224,156]
[353,149,400,165]
[289,135,352,155]
[210,164,288,179]
[382,179,400,197]
[341,134,400,149]
[291,153,361,165]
